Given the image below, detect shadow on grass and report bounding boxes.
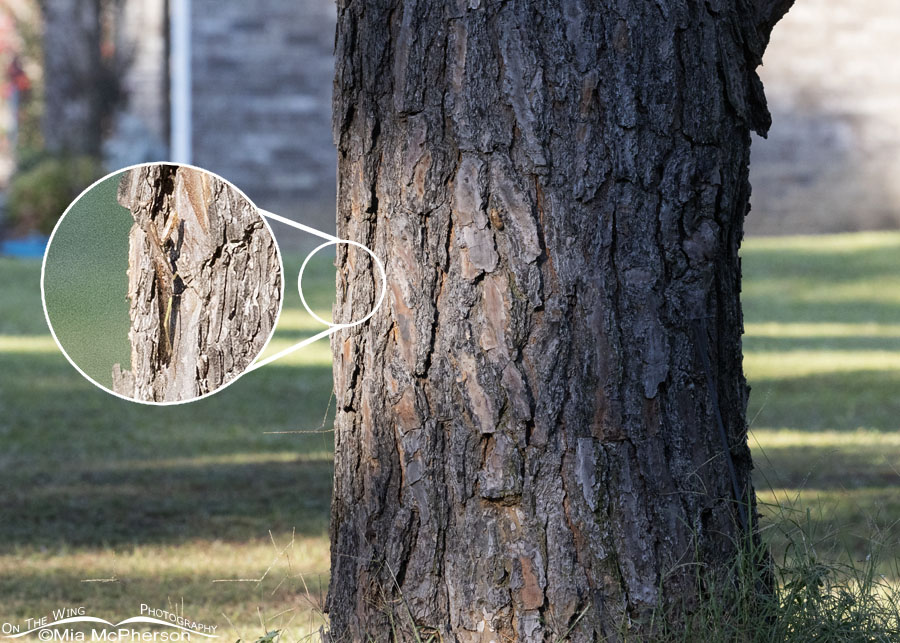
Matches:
[0,458,332,547]
[748,370,900,432]
[753,444,900,491]
[741,300,900,325]
[743,238,900,284]
[0,354,335,455]
[745,335,900,352]
[0,351,336,549]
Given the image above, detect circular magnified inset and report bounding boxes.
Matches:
[41,163,284,405]
[298,239,387,329]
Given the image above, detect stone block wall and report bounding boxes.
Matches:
[114,1,900,238]
[190,0,337,235]
[750,0,900,235]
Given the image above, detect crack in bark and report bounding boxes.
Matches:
[112,165,280,402]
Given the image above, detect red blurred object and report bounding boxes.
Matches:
[7,54,30,93]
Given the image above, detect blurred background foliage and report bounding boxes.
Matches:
[7,154,104,234]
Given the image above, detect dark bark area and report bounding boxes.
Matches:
[327,1,792,640]
[112,165,281,403]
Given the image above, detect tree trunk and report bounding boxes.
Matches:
[40,0,104,156]
[327,1,793,640]
[112,165,281,403]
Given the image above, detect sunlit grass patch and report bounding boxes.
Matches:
[743,231,900,593]
[744,351,900,379]
[275,309,334,332]
[751,428,900,449]
[109,451,334,470]
[257,336,333,366]
[745,231,900,253]
[0,534,330,640]
[745,322,900,338]
[0,335,58,353]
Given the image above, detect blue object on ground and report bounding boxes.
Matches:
[1,233,49,259]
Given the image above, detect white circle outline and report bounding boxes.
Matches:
[40,161,286,407]
[298,239,387,329]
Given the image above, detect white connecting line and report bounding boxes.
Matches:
[258,209,341,243]
[249,210,387,372]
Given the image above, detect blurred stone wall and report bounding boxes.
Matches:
[111,1,900,239]
[749,0,900,236]
[190,0,336,235]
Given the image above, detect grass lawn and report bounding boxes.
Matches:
[744,232,900,572]
[0,249,337,641]
[0,231,898,640]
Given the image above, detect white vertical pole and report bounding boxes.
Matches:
[169,0,192,164]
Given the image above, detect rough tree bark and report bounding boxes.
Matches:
[327,1,793,640]
[112,165,281,403]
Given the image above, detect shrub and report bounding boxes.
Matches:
[6,154,103,235]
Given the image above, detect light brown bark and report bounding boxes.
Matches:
[113,165,280,403]
[327,1,792,639]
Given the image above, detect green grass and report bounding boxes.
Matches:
[744,232,900,575]
[1,230,899,641]
[651,507,900,642]
[41,171,133,388]
[0,250,337,640]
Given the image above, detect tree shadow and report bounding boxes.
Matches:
[0,457,332,547]
[0,351,336,549]
[744,335,900,352]
[747,370,900,433]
